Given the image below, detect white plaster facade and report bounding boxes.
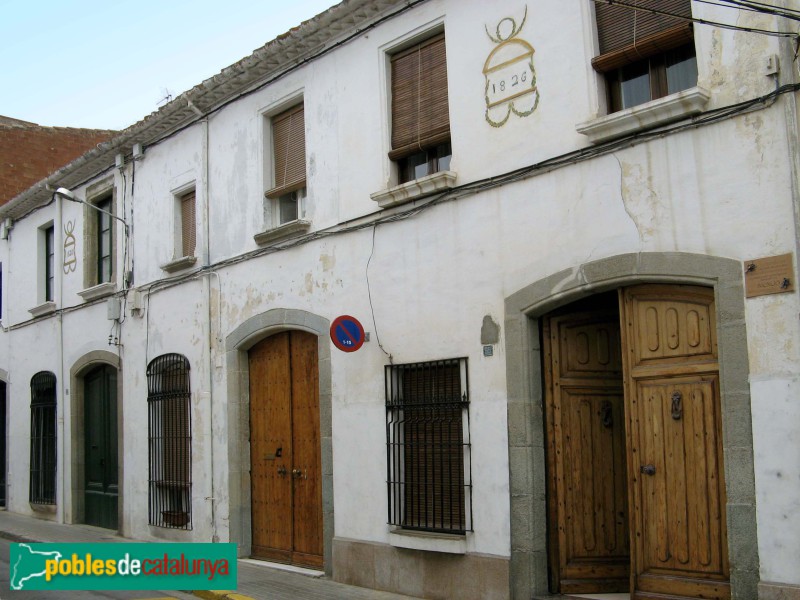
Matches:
[0,1,799,599]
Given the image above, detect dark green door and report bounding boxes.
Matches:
[84,365,118,529]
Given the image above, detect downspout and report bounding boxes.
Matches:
[779,10,800,289]
[199,114,218,543]
[55,193,66,523]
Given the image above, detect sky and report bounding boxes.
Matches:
[0,0,340,131]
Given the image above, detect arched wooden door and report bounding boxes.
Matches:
[249,331,322,568]
[84,365,118,530]
[544,285,729,600]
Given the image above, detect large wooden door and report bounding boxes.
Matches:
[544,303,630,593]
[544,285,729,600]
[84,365,118,530]
[249,331,322,568]
[622,285,729,600]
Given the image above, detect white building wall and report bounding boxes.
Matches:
[1,0,799,596]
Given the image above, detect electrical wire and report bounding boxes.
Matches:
[717,0,800,21]
[366,223,392,362]
[592,0,799,37]
[8,81,800,333]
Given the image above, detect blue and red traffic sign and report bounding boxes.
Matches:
[330,315,365,352]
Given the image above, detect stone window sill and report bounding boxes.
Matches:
[29,301,56,318]
[253,220,311,246]
[388,529,466,554]
[370,170,457,209]
[576,86,711,143]
[160,255,197,273]
[78,282,116,302]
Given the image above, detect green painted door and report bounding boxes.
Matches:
[84,365,118,529]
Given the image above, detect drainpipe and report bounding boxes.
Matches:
[55,192,66,523]
[199,116,219,543]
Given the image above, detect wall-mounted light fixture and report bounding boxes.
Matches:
[52,187,129,236]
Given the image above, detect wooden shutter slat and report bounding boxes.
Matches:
[595,0,692,67]
[391,33,450,159]
[268,104,306,198]
[181,191,196,257]
[592,23,693,72]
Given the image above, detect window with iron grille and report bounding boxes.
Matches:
[147,354,192,529]
[592,0,697,112]
[30,371,57,505]
[386,358,472,534]
[390,33,452,184]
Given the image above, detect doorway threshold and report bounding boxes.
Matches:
[240,558,324,578]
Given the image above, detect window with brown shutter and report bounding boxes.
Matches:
[386,358,472,534]
[180,191,196,257]
[267,103,306,199]
[593,0,697,112]
[390,33,452,184]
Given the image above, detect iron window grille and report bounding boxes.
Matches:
[386,358,472,534]
[147,354,192,529]
[30,372,57,505]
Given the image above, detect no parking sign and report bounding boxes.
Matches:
[330,315,365,352]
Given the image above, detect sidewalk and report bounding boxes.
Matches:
[0,510,421,600]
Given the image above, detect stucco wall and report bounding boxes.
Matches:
[0,0,798,595]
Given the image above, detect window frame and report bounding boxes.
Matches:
[385,357,473,535]
[592,0,697,113]
[30,371,57,505]
[95,196,113,285]
[43,224,55,303]
[147,353,192,530]
[178,189,196,259]
[389,32,452,185]
[82,183,116,291]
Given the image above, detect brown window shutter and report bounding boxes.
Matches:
[389,33,450,161]
[181,191,196,257]
[267,104,306,198]
[593,0,693,72]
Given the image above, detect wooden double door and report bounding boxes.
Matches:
[544,285,729,600]
[84,365,119,530]
[249,331,323,568]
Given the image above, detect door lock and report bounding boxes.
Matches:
[640,464,656,476]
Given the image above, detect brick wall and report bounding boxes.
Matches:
[0,122,115,205]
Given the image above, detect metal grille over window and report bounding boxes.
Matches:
[386,358,472,534]
[147,354,192,529]
[30,371,57,505]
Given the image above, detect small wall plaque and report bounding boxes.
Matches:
[744,253,795,298]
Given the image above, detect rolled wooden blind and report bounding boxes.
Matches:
[593,0,693,72]
[389,33,450,161]
[180,191,196,257]
[268,104,306,199]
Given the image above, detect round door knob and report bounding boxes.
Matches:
[640,464,656,476]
